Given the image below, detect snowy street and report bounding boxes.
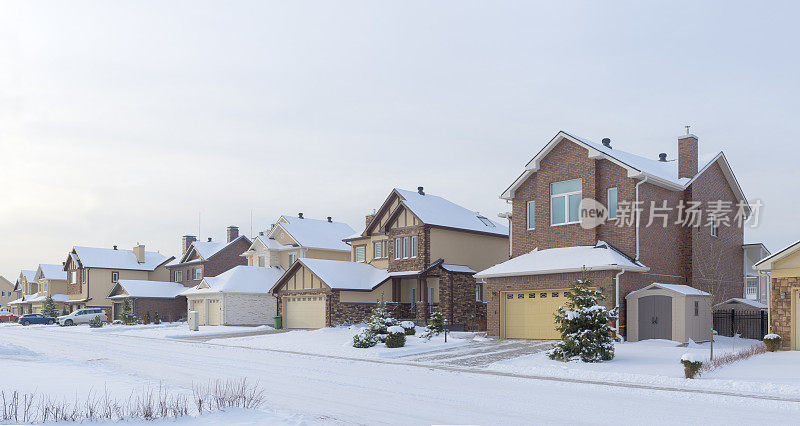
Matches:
[2,324,799,425]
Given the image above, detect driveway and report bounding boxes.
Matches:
[401,337,553,367]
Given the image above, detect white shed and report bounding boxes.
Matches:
[626,283,712,343]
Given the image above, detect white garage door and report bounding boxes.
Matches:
[190,299,206,325]
[207,299,221,326]
[283,295,325,329]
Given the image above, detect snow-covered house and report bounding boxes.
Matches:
[755,240,800,350]
[271,187,509,330]
[743,243,770,305]
[0,276,13,309]
[62,244,174,314]
[26,264,69,314]
[108,280,188,322]
[167,226,251,288]
[181,266,285,326]
[9,269,37,315]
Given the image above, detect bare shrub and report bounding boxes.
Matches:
[701,343,767,373]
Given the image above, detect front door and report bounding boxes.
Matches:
[638,295,672,340]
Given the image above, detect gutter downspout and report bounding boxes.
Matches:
[615,269,625,342]
[635,176,648,261]
[761,270,771,333]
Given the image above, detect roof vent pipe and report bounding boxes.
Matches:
[298,212,304,219]
[207,237,212,242]
[418,186,425,195]
[113,245,117,250]
[602,138,611,148]
[659,153,667,162]
[327,216,332,223]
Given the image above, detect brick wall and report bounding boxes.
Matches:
[131,297,187,323]
[426,266,485,331]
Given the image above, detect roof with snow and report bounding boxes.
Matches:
[627,283,710,298]
[21,294,68,303]
[271,216,355,252]
[36,264,67,281]
[272,259,392,292]
[110,280,187,299]
[20,270,36,283]
[176,235,251,265]
[501,131,748,214]
[714,298,768,310]
[755,239,800,271]
[182,265,285,296]
[71,246,173,271]
[442,264,476,274]
[395,188,508,236]
[475,241,647,279]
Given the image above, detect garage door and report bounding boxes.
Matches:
[190,299,207,325]
[502,289,568,339]
[207,299,221,326]
[283,295,325,329]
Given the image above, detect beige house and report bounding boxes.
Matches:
[63,244,174,313]
[0,276,13,309]
[9,269,37,315]
[26,264,70,314]
[182,215,355,326]
[755,240,800,350]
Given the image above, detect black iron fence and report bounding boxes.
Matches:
[713,309,767,340]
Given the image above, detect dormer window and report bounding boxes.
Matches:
[550,179,582,225]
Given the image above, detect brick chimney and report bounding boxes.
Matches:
[678,133,698,179]
[181,235,197,256]
[226,226,239,243]
[133,244,146,264]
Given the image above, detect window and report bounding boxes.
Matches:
[694,301,699,316]
[111,272,119,283]
[411,288,416,307]
[475,283,483,302]
[607,187,618,220]
[477,215,494,227]
[70,271,77,284]
[410,236,418,258]
[710,214,718,237]
[527,201,535,230]
[403,237,409,259]
[429,287,435,305]
[174,270,183,282]
[193,267,203,280]
[355,246,366,263]
[82,270,86,283]
[258,256,266,267]
[395,238,402,260]
[745,277,759,300]
[374,241,383,259]
[550,179,582,225]
[288,253,298,265]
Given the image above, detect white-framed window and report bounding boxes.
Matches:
[411,288,416,307]
[193,267,203,280]
[70,271,77,284]
[710,214,718,237]
[527,201,535,230]
[550,178,582,225]
[355,246,366,263]
[403,237,409,259]
[395,238,402,260]
[374,241,383,259]
[607,187,618,220]
[111,271,119,283]
[745,277,759,300]
[174,270,183,282]
[429,287,435,305]
[288,253,298,265]
[476,283,484,302]
[258,256,266,267]
[410,236,418,258]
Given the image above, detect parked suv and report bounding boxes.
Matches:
[18,313,56,326]
[57,308,108,326]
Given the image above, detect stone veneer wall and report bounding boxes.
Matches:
[770,277,796,350]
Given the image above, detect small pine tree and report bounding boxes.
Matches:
[61,308,69,316]
[42,296,59,318]
[120,299,135,325]
[89,315,104,328]
[366,301,398,342]
[427,307,445,333]
[548,279,618,363]
[143,311,151,325]
[153,311,161,324]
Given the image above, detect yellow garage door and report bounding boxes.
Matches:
[207,299,221,326]
[284,295,325,329]
[191,299,207,325]
[502,289,569,339]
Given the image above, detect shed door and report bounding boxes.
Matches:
[207,299,221,326]
[284,296,325,329]
[638,295,672,340]
[502,290,566,339]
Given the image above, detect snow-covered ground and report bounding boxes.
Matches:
[1,324,799,424]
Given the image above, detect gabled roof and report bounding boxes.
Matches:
[182,265,284,296]
[177,235,251,264]
[500,131,749,215]
[272,259,392,293]
[268,216,355,252]
[755,239,800,271]
[627,283,710,298]
[35,264,67,281]
[244,234,301,255]
[20,270,36,283]
[109,280,187,299]
[714,298,767,310]
[70,246,173,271]
[474,240,648,279]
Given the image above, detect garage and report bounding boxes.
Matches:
[500,289,567,339]
[626,283,712,343]
[207,299,221,325]
[283,295,326,329]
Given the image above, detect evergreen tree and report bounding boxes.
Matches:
[143,311,151,325]
[365,301,398,342]
[42,296,59,318]
[120,299,135,325]
[427,307,444,333]
[548,279,617,363]
[153,311,161,324]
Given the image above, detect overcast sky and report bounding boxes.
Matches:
[1,1,798,280]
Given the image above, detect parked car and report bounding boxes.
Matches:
[18,313,56,326]
[0,309,19,323]
[57,308,108,326]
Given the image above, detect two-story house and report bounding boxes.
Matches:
[27,264,69,314]
[0,276,13,309]
[742,243,771,305]
[167,226,251,287]
[270,188,509,330]
[476,130,756,342]
[63,244,174,314]
[9,269,37,315]
[181,214,355,326]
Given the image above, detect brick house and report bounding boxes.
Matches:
[166,226,251,287]
[475,130,757,341]
[181,215,355,326]
[107,280,187,322]
[271,188,509,330]
[755,241,800,350]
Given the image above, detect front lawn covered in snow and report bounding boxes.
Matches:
[207,325,472,359]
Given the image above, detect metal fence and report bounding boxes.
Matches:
[713,309,767,340]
